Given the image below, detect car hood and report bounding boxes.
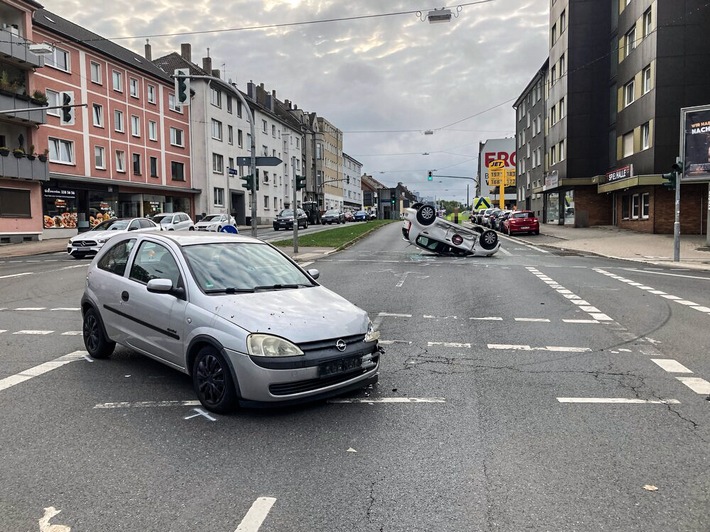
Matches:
[195,220,219,227]
[210,285,370,342]
[70,229,127,242]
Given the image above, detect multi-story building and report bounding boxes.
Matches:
[342,153,362,212]
[0,0,49,243]
[316,116,343,212]
[518,0,709,233]
[31,9,194,239]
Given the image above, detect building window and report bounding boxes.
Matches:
[214,187,224,206]
[237,129,243,148]
[560,10,566,33]
[643,8,652,38]
[150,156,158,178]
[559,97,565,118]
[228,157,235,172]
[116,150,126,172]
[90,61,101,84]
[551,23,557,47]
[622,196,630,220]
[213,153,224,174]
[94,146,105,169]
[551,65,557,85]
[114,110,124,132]
[228,125,234,145]
[112,70,123,92]
[131,115,140,137]
[170,127,184,147]
[551,104,557,125]
[46,90,60,116]
[211,119,223,141]
[46,46,69,71]
[632,194,640,219]
[227,96,232,114]
[210,87,221,107]
[263,195,269,209]
[171,161,185,181]
[48,137,73,164]
[0,187,31,217]
[559,53,565,75]
[237,100,242,118]
[641,122,651,150]
[92,103,104,127]
[625,26,636,58]
[272,124,276,137]
[643,66,652,94]
[148,120,157,141]
[642,193,650,219]
[622,131,634,157]
[129,78,139,98]
[132,153,141,175]
[624,80,635,107]
[550,145,557,165]
[147,85,156,103]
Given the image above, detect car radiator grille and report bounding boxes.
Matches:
[73,240,97,247]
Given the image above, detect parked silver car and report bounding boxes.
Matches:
[67,217,159,259]
[401,203,500,256]
[81,233,381,413]
[151,212,195,231]
[194,213,236,232]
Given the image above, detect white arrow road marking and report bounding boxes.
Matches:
[38,506,70,532]
[184,408,216,421]
[328,397,446,403]
[235,497,276,532]
[557,398,680,404]
[0,351,85,392]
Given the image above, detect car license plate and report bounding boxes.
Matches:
[319,356,361,377]
[520,226,529,230]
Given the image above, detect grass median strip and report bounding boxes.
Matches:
[272,220,394,249]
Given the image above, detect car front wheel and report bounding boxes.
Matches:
[83,307,115,359]
[478,230,499,250]
[416,204,437,226]
[192,346,237,414]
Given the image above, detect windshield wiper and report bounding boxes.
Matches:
[253,283,310,291]
[204,287,255,294]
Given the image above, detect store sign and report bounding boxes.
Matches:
[606,164,633,182]
[681,105,710,182]
[543,171,559,191]
[44,187,76,199]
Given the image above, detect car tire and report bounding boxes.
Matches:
[533,230,540,235]
[82,307,115,359]
[416,204,437,226]
[273,226,279,231]
[189,226,195,231]
[72,253,86,260]
[478,230,499,250]
[304,220,309,229]
[192,346,237,414]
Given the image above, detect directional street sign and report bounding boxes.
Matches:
[474,197,491,210]
[236,156,282,167]
[227,167,238,175]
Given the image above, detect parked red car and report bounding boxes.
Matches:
[503,211,539,235]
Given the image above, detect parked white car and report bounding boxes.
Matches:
[194,213,237,232]
[66,217,160,259]
[151,212,194,231]
[401,203,500,256]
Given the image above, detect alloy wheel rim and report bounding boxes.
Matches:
[84,314,99,352]
[196,354,226,405]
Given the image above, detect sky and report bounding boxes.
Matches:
[44,0,549,204]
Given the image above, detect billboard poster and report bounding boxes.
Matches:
[681,105,710,182]
[478,138,516,188]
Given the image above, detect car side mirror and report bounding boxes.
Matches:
[307,268,320,280]
[147,278,186,299]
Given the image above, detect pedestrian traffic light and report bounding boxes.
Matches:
[240,174,254,192]
[428,171,433,181]
[174,68,190,107]
[60,92,73,124]
[296,175,306,190]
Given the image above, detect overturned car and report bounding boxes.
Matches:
[401,203,501,257]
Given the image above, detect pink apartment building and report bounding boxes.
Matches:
[30,8,196,240]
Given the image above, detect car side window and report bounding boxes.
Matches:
[128,220,140,231]
[97,239,136,276]
[129,241,182,287]
[139,219,154,229]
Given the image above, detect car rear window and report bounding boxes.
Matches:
[512,212,534,219]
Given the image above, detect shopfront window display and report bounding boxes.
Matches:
[43,187,78,229]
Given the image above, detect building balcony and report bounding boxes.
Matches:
[0,91,47,125]
[0,26,45,69]
[0,152,48,181]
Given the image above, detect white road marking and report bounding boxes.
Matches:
[82,354,94,362]
[514,318,550,322]
[16,307,46,311]
[623,268,710,281]
[184,408,217,421]
[396,271,410,288]
[0,272,33,279]
[590,313,613,321]
[94,400,201,409]
[0,351,85,392]
[38,506,70,532]
[13,330,54,335]
[651,359,693,373]
[51,307,81,311]
[488,344,591,352]
[676,377,710,394]
[428,341,471,348]
[557,397,680,404]
[424,315,457,319]
[378,312,412,318]
[470,316,503,321]
[499,247,512,256]
[329,397,446,403]
[61,331,82,336]
[0,330,6,334]
[235,497,277,532]
[562,319,599,324]
[378,340,412,345]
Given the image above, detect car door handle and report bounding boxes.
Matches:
[121,291,129,302]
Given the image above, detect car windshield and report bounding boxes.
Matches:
[278,210,294,217]
[201,215,221,222]
[92,219,128,231]
[152,214,172,224]
[182,242,316,293]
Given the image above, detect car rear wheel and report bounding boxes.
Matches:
[192,346,237,414]
[416,204,437,226]
[479,230,499,250]
[83,307,115,359]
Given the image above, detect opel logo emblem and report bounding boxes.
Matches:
[336,339,346,352]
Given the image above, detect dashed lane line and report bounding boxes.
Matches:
[675,377,710,395]
[488,344,591,352]
[328,397,446,404]
[0,351,86,392]
[557,398,680,404]
[651,359,693,373]
[13,330,54,335]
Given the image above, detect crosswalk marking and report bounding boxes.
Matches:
[676,377,710,395]
[651,359,693,373]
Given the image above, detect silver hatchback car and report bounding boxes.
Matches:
[81,233,381,413]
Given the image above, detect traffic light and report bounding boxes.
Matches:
[296,175,306,191]
[60,92,73,124]
[661,160,682,191]
[240,174,254,192]
[391,198,395,205]
[346,176,350,184]
[427,171,433,181]
[174,68,190,107]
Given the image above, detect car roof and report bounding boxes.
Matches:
[127,232,262,247]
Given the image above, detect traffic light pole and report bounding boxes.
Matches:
[673,157,681,262]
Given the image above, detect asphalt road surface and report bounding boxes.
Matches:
[1,223,709,531]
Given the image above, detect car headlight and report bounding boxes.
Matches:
[247,334,304,357]
[97,238,107,244]
[364,319,380,342]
